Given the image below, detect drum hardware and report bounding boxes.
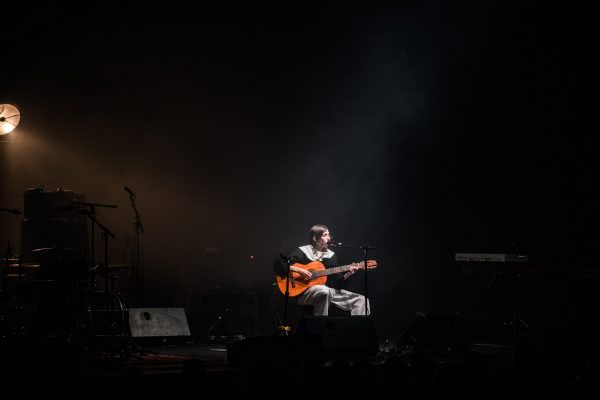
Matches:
[124,185,144,308]
[87,292,128,337]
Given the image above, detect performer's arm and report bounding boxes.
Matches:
[287,248,312,280]
[343,263,360,279]
[290,265,312,280]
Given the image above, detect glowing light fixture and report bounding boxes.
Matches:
[0,103,21,135]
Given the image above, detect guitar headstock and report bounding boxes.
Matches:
[356,260,378,269]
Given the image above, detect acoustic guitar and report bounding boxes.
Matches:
[276,260,378,297]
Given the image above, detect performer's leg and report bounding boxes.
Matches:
[330,289,370,316]
[298,285,331,316]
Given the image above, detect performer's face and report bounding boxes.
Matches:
[315,230,331,251]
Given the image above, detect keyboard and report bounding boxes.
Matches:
[455,253,528,263]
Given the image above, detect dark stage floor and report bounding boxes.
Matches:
[3,333,600,399]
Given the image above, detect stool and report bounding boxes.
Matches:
[300,304,350,316]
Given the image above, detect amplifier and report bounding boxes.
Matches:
[20,188,89,262]
[23,187,86,220]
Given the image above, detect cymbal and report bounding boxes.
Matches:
[32,247,84,254]
[90,264,131,272]
[0,263,40,268]
[5,273,39,278]
[32,247,55,252]
[109,264,131,269]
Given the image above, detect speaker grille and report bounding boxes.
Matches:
[128,307,191,337]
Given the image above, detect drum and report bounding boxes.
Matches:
[86,290,128,337]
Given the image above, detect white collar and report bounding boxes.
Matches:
[299,245,335,261]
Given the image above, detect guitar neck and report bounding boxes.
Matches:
[312,264,357,278]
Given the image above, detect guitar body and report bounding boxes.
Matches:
[276,261,327,297]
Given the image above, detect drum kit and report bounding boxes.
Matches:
[1,195,140,348]
[1,249,133,345]
[2,109,144,349]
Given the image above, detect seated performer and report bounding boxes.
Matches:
[274,224,370,316]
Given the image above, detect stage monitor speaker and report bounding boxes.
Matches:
[128,307,191,338]
[296,316,378,360]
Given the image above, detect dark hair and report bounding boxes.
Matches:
[309,224,329,246]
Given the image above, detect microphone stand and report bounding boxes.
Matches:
[278,254,292,335]
[337,241,375,358]
[360,245,376,316]
[126,190,144,307]
[332,241,374,316]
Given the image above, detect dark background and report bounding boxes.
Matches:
[1,1,594,341]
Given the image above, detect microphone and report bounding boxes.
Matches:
[328,241,345,248]
[124,186,135,197]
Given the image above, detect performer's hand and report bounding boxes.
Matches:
[343,264,360,280]
[291,266,312,281]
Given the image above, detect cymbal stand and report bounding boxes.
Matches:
[1,239,13,339]
[78,202,117,352]
[125,188,144,306]
[503,272,529,341]
[208,303,232,341]
[89,206,96,290]
[1,209,23,340]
